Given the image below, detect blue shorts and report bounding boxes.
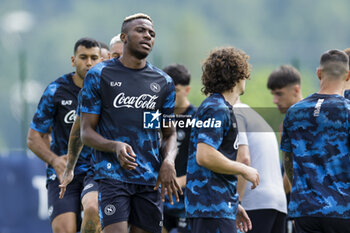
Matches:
[163,213,190,233]
[189,218,236,233]
[80,173,99,199]
[47,174,84,228]
[98,179,163,233]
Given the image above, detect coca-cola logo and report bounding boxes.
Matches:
[64,110,77,124]
[113,92,158,109]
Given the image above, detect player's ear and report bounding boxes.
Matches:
[120,33,127,44]
[316,68,322,80]
[294,85,301,96]
[346,70,350,81]
[185,86,191,96]
[71,56,75,67]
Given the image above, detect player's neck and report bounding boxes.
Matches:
[119,52,147,69]
[221,90,240,107]
[72,73,83,88]
[174,100,190,115]
[318,79,344,96]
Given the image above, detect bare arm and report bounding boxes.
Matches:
[81,112,137,170]
[236,145,251,200]
[155,125,182,204]
[196,143,259,188]
[59,116,84,198]
[66,116,84,171]
[283,151,293,184]
[27,128,67,181]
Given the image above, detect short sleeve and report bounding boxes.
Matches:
[161,78,175,116]
[80,68,102,115]
[30,83,57,133]
[197,107,230,150]
[280,111,292,152]
[235,114,248,146]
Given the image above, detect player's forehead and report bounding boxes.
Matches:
[75,45,100,56]
[129,18,154,30]
[271,86,292,95]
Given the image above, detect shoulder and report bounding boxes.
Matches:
[198,95,230,118]
[88,61,110,77]
[44,73,72,96]
[146,62,174,85]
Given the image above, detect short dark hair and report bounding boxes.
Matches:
[121,13,152,33]
[267,65,301,90]
[74,37,100,54]
[320,50,349,76]
[163,64,191,86]
[99,41,109,51]
[201,47,251,95]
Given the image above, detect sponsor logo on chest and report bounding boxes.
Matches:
[64,110,77,124]
[113,92,158,109]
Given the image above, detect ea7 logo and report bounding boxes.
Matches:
[61,100,73,105]
[110,81,122,87]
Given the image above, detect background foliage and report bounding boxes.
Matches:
[1,0,349,151]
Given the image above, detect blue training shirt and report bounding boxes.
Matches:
[80,58,175,186]
[281,93,350,219]
[30,73,91,183]
[185,93,239,220]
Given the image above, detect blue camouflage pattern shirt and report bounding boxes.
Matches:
[344,89,350,100]
[185,93,239,219]
[30,73,91,183]
[80,59,175,185]
[281,93,350,219]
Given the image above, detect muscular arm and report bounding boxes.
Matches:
[66,115,83,171]
[81,112,137,170]
[283,151,293,184]
[59,116,84,198]
[27,128,67,181]
[156,125,182,204]
[160,126,177,164]
[27,128,58,165]
[197,143,259,188]
[236,145,251,200]
[81,113,117,152]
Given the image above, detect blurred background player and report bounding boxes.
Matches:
[99,41,110,60]
[234,97,287,233]
[27,38,102,233]
[281,49,350,233]
[109,33,123,58]
[185,47,259,233]
[79,13,181,233]
[267,65,302,233]
[162,64,196,233]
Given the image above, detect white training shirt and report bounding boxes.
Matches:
[234,102,287,214]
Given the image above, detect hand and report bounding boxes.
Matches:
[115,142,137,170]
[51,155,68,182]
[58,169,74,199]
[242,165,259,189]
[154,159,182,205]
[236,204,252,232]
